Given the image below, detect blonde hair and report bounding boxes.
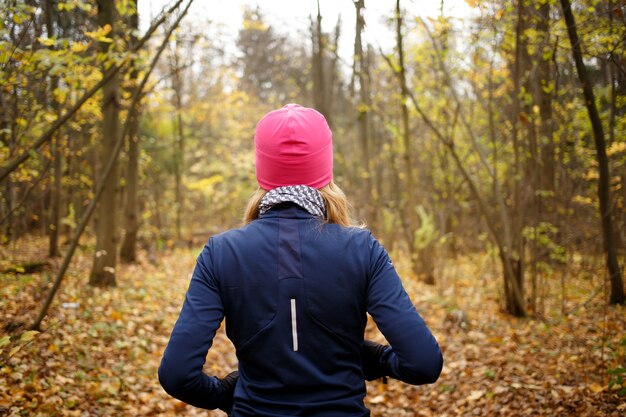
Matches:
[243,181,358,227]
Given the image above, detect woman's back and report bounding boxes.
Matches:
[206,203,442,416]
[215,204,371,415]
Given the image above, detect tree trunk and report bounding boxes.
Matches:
[326,17,341,128]
[120,0,140,263]
[529,1,554,317]
[120,120,139,263]
[396,1,435,284]
[312,1,327,118]
[394,0,421,279]
[66,121,86,238]
[353,0,373,223]
[501,253,525,316]
[536,3,555,193]
[499,0,528,315]
[171,40,185,242]
[90,0,120,287]
[560,0,624,305]
[45,0,62,258]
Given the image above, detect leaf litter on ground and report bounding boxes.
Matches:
[0,237,624,416]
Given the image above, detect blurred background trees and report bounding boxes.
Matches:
[0,0,624,318]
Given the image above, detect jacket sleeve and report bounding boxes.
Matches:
[366,235,443,385]
[158,240,229,409]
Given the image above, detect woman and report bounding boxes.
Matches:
[159,104,443,416]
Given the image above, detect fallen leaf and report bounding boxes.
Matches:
[466,390,485,401]
[20,330,39,342]
[369,395,385,404]
[588,382,604,393]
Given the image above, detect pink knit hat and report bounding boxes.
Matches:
[254,104,333,190]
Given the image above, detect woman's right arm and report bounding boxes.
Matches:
[158,241,235,411]
[365,235,443,385]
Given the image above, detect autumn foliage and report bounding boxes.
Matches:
[1,0,626,415]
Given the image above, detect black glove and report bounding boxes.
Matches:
[362,340,390,382]
[217,370,239,415]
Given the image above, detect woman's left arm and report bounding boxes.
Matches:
[158,241,233,410]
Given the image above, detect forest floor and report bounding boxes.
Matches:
[0,236,625,416]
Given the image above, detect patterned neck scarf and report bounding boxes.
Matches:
[259,185,326,218]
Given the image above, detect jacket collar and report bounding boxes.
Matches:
[258,203,318,220]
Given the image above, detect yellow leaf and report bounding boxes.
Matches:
[58,2,76,12]
[466,390,485,401]
[54,87,69,104]
[101,23,113,35]
[9,345,21,357]
[85,24,113,42]
[71,42,88,53]
[369,395,385,404]
[20,330,39,342]
[0,336,9,354]
[186,175,224,192]
[589,382,605,393]
[37,37,56,47]
[607,141,626,156]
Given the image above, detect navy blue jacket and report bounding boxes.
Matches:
[159,204,443,416]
